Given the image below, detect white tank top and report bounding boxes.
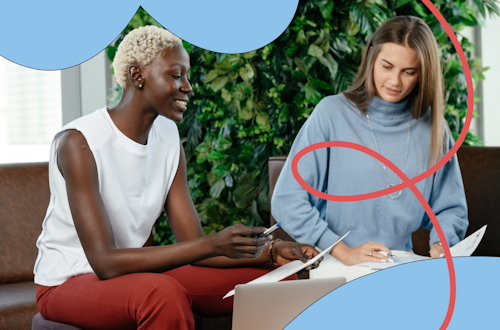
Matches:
[34,107,180,286]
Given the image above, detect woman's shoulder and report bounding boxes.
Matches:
[56,108,111,149]
[310,93,358,121]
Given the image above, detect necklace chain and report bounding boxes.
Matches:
[366,113,411,199]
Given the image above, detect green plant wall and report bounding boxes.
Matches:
[106,1,499,245]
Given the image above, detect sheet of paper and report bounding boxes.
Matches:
[223,231,350,299]
[358,255,430,270]
[450,225,487,257]
[358,225,488,270]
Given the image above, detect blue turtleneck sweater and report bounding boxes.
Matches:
[271,94,468,252]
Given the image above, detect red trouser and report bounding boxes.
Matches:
[36,263,296,330]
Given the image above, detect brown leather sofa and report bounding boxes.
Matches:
[268,146,500,261]
[0,163,229,330]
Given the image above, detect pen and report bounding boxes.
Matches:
[377,251,396,258]
[257,222,281,237]
[377,251,395,263]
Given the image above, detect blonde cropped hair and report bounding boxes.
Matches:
[113,25,182,89]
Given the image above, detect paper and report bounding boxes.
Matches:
[223,231,350,299]
[358,255,430,270]
[358,225,487,270]
[449,225,487,257]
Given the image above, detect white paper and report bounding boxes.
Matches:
[449,225,487,257]
[223,231,350,299]
[358,255,430,270]
[358,225,487,270]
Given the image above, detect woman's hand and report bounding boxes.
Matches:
[430,242,445,258]
[331,241,392,266]
[273,241,323,270]
[209,224,270,260]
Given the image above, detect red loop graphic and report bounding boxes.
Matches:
[291,1,473,329]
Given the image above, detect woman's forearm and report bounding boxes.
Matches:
[92,235,217,280]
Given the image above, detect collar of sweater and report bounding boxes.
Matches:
[367,95,412,127]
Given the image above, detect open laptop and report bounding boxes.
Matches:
[232,277,346,330]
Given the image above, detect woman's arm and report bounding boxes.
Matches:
[165,143,319,268]
[57,129,269,280]
[421,130,468,258]
[271,96,392,265]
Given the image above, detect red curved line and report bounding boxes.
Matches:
[289,1,472,329]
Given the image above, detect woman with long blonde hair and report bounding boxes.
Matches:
[272,15,468,282]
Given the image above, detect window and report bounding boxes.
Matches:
[0,57,62,164]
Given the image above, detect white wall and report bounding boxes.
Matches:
[61,50,112,125]
[480,15,500,146]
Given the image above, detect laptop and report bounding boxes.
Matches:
[232,277,346,330]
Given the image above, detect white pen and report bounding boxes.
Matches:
[257,222,281,237]
[377,251,395,263]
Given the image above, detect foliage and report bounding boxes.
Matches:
[106,1,498,245]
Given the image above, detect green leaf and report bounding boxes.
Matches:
[273,136,286,149]
[256,112,270,126]
[296,30,308,45]
[221,88,232,103]
[294,57,308,73]
[244,50,257,59]
[216,138,232,151]
[318,53,338,80]
[305,81,322,105]
[227,54,242,69]
[210,76,229,92]
[311,78,334,91]
[245,63,255,80]
[319,1,334,19]
[206,151,223,161]
[213,164,230,178]
[308,44,324,58]
[239,107,253,121]
[232,83,251,101]
[224,174,234,188]
[233,182,259,208]
[278,104,290,123]
[251,200,263,225]
[204,69,218,83]
[196,152,208,164]
[291,69,308,83]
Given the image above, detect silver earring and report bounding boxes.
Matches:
[139,84,142,88]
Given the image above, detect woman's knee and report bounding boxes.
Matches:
[132,273,192,307]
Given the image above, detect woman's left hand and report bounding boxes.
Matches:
[430,242,445,258]
[272,241,323,270]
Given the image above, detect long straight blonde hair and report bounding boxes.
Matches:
[343,16,446,167]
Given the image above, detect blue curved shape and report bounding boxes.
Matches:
[0,1,138,70]
[142,0,298,54]
[0,1,298,70]
[285,257,500,329]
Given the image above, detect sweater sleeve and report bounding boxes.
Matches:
[421,130,469,248]
[271,97,339,250]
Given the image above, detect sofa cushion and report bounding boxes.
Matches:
[0,282,38,330]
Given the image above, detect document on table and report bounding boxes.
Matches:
[223,231,351,299]
[358,225,487,270]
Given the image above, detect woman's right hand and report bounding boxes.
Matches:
[209,224,271,260]
[331,241,392,266]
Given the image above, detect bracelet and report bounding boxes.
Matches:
[431,241,442,248]
[429,241,442,254]
[268,239,282,263]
